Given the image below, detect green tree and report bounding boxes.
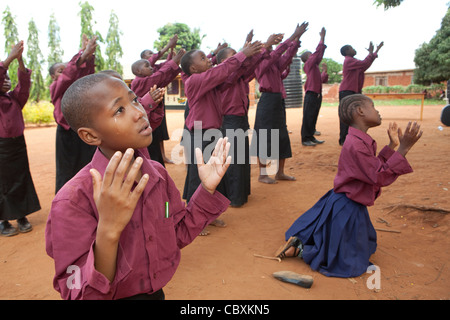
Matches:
[105,10,123,75]
[2,6,20,88]
[414,7,450,84]
[321,58,343,84]
[46,13,64,98]
[373,0,404,10]
[78,1,104,70]
[154,23,205,56]
[47,13,64,66]
[26,19,46,102]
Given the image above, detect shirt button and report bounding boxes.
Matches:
[153,273,157,279]
[148,236,153,242]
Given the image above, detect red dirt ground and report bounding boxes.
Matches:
[0,103,449,300]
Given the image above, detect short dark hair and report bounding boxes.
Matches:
[339,94,372,126]
[340,45,351,57]
[61,73,112,131]
[49,62,64,76]
[131,59,148,76]
[216,47,234,64]
[180,50,198,76]
[300,51,311,63]
[140,49,153,59]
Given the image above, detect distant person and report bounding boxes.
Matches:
[252,22,308,184]
[140,35,179,165]
[180,40,262,235]
[300,27,328,147]
[216,30,281,207]
[131,47,184,167]
[50,34,98,193]
[275,94,422,278]
[338,41,383,145]
[0,41,40,236]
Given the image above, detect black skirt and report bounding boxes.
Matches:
[55,125,96,194]
[251,92,292,160]
[182,129,228,203]
[222,114,251,206]
[0,135,41,220]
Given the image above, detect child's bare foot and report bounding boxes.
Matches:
[275,173,296,181]
[258,175,278,184]
[199,228,210,236]
[210,219,227,228]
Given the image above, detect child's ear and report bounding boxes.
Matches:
[78,127,101,146]
[355,105,365,117]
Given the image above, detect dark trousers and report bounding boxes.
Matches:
[301,91,322,142]
[338,90,357,145]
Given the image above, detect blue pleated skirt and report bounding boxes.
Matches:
[285,189,377,278]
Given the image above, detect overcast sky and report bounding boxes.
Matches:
[1,0,448,78]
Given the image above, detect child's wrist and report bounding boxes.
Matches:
[201,182,215,195]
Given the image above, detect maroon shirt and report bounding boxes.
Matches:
[339,53,377,93]
[303,41,328,94]
[45,148,230,300]
[255,39,300,99]
[50,51,95,130]
[0,63,31,138]
[334,126,413,206]
[131,60,180,98]
[184,51,247,131]
[221,51,269,116]
[139,91,164,130]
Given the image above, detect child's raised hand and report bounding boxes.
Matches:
[8,41,24,60]
[245,29,254,44]
[172,48,186,65]
[85,36,98,56]
[168,34,178,48]
[387,122,400,149]
[149,85,165,105]
[242,41,263,57]
[265,33,283,48]
[90,149,149,239]
[375,41,384,54]
[195,137,231,195]
[397,122,423,157]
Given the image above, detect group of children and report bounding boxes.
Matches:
[0,22,423,299]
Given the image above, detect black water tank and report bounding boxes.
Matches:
[283,57,303,108]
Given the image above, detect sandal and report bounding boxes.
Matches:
[275,236,303,259]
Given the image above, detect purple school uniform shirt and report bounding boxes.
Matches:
[339,53,377,93]
[131,60,180,98]
[50,52,95,130]
[334,127,413,206]
[45,148,230,300]
[255,39,300,99]
[303,41,328,94]
[221,51,269,116]
[184,51,247,131]
[0,63,31,138]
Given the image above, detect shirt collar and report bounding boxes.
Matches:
[348,126,376,147]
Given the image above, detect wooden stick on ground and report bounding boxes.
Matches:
[375,227,401,233]
[253,254,281,262]
[384,204,450,214]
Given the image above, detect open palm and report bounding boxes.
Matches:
[195,137,231,194]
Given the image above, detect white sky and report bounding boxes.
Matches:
[1,0,448,78]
